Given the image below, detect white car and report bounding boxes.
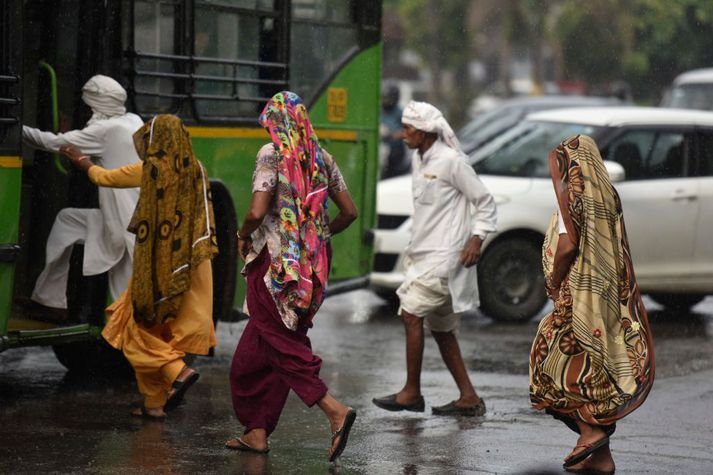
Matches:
[371,107,713,322]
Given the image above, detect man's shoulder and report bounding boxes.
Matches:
[432,142,465,166]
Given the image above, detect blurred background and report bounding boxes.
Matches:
[381,0,713,128]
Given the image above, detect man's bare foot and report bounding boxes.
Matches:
[233,429,268,452]
[566,444,615,474]
[130,406,166,419]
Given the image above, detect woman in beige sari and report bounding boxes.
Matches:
[529,135,655,474]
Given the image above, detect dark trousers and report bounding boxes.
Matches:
[230,248,328,435]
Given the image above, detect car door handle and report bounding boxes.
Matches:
[671,190,698,201]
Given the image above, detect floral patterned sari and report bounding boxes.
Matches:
[258,91,330,327]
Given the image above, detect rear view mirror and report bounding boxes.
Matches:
[603,160,625,183]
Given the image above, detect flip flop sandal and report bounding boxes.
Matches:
[563,436,610,468]
[225,437,270,454]
[164,369,200,411]
[131,406,166,420]
[329,408,357,462]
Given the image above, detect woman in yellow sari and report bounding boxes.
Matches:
[529,135,654,474]
[61,114,218,419]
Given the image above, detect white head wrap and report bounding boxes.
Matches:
[81,75,127,125]
[401,100,462,152]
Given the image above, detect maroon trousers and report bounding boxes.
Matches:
[230,248,328,435]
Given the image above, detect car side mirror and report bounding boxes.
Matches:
[603,160,625,183]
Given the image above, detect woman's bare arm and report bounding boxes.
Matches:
[237,191,273,260]
[550,234,577,298]
[328,190,358,236]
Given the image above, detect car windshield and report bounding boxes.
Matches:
[473,120,602,177]
[666,84,713,110]
[457,106,522,153]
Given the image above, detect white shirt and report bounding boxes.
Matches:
[405,139,497,312]
[23,113,143,275]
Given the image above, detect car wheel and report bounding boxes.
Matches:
[478,237,547,323]
[649,293,705,312]
[372,287,400,307]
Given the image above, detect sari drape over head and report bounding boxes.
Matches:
[258,91,330,327]
[529,135,655,429]
[128,114,218,326]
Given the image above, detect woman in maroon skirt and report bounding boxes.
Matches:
[226,91,358,462]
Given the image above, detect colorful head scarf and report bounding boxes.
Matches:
[530,135,655,430]
[128,114,218,326]
[258,91,330,321]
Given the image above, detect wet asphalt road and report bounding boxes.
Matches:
[1,291,713,474]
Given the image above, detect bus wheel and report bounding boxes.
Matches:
[210,181,238,325]
[52,340,132,376]
[478,237,547,323]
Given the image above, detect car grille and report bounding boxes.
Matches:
[377,214,408,230]
[373,253,399,272]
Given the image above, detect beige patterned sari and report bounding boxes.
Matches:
[529,135,655,430]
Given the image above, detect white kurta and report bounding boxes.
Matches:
[23,113,143,307]
[405,139,497,313]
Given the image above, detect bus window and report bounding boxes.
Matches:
[133,0,182,114]
[193,0,286,120]
[290,1,358,102]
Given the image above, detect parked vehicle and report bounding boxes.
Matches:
[458,95,623,155]
[0,0,381,372]
[371,107,713,322]
[661,68,713,111]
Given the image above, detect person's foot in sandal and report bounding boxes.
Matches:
[565,443,615,474]
[165,366,200,411]
[564,426,609,467]
[226,429,269,453]
[328,407,357,462]
[130,406,166,420]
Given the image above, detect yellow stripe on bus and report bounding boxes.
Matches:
[186,127,358,142]
[0,156,22,168]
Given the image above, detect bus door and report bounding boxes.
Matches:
[0,0,24,342]
[14,1,118,328]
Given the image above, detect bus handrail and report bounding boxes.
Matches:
[131,50,288,70]
[38,61,67,175]
[133,69,288,86]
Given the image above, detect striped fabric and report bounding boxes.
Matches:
[529,135,655,428]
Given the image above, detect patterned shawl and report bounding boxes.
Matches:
[529,135,655,429]
[258,91,330,322]
[128,114,218,326]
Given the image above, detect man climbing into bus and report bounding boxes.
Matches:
[21,75,143,319]
[372,101,497,417]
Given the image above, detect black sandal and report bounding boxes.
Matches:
[164,368,200,411]
[329,409,357,462]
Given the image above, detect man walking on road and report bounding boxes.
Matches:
[373,101,497,416]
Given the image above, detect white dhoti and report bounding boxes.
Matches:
[31,208,133,308]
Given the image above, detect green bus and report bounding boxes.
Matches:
[0,0,381,371]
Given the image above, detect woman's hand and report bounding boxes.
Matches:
[59,144,92,172]
[238,236,252,261]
